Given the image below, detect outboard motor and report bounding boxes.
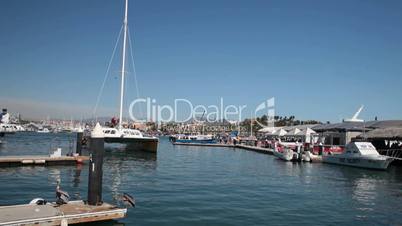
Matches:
[29,198,47,205]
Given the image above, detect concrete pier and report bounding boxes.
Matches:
[172,142,235,148]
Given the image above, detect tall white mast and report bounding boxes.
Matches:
[119,0,129,131]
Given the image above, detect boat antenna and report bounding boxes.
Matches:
[200,110,205,134]
[119,0,129,131]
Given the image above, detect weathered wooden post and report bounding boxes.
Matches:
[76,127,83,156]
[88,123,104,205]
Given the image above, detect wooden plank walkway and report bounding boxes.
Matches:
[0,155,89,167]
[235,144,274,155]
[171,142,275,155]
[0,200,126,226]
[172,142,235,148]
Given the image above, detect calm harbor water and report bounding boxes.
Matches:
[0,132,402,225]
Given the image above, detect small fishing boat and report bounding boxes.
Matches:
[273,142,294,161]
[172,134,216,144]
[273,148,294,161]
[37,128,50,133]
[303,151,322,162]
[0,123,18,133]
[322,142,394,170]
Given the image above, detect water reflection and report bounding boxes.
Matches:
[70,164,83,188]
[104,145,157,162]
[103,146,157,206]
[48,167,61,184]
[334,166,389,219]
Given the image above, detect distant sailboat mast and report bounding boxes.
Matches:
[119,0,129,131]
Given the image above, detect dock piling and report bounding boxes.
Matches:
[76,128,83,156]
[88,123,104,205]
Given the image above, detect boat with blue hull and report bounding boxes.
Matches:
[171,134,216,144]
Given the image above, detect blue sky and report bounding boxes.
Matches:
[0,0,401,122]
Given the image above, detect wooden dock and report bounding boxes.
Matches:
[0,155,89,167]
[0,200,126,226]
[172,142,235,148]
[235,144,274,155]
[171,142,274,155]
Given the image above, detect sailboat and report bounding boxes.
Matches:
[96,0,158,152]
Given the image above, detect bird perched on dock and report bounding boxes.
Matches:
[56,180,70,205]
[121,193,135,207]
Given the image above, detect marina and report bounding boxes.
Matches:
[1,0,402,225]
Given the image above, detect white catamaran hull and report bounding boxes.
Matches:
[101,128,158,152]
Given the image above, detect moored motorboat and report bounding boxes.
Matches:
[322,142,393,170]
[273,142,295,161]
[37,128,50,133]
[304,151,322,162]
[273,148,294,161]
[171,134,216,144]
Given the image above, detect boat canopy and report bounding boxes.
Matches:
[295,128,316,136]
[285,128,301,136]
[258,127,277,134]
[272,128,287,136]
[346,142,379,156]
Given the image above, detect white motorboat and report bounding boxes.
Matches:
[170,134,216,144]
[322,142,394,170]
[273,148,294,161]
[273,142,295,161]
[37,128,50,133]
[1,123,16,133]
[303,151,322,162]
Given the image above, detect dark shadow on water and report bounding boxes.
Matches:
[76,220,124,226]
[332,163,392,179]
[104,145,157,162]
[71,164,83,188]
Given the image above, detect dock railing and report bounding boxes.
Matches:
[378,149,402,158]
